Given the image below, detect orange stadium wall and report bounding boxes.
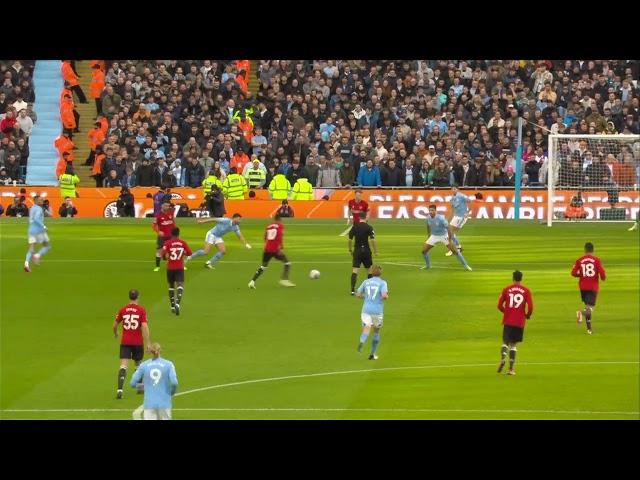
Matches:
[0,187,638,220]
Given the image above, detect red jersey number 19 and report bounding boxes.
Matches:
[508,293,523,308]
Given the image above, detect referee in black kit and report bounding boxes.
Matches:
[348,214,378,295]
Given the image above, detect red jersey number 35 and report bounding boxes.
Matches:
[122,314,139,330]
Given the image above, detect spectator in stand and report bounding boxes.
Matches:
[104,169,120,187]
[121,167,137,188]
[356,159,381,187]
[16,109,33,137]
[59,197,78,217]
[381,159,403,186]
[317,156,342,188]
[6,196,29,217]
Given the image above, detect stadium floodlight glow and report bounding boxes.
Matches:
[547,134,640,226]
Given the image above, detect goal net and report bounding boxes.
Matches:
[547,134,640,225]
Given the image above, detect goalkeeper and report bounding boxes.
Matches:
[446,185,483,257]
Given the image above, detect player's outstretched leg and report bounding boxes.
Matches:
[36,243,51,261]
[175,284,184,315]
[117,365,127,399]
[508,345,517,375]
[186,249,206,263]
[24,245,34,272]
[168,287,175,312]
[369,327,381,360]
[249,265,266,288]
[421,245,432,270]
[583,305,593,334]
[451,241,471,271]
[206,246,225,269]
[279,261,295,287]
[497,344,508,373]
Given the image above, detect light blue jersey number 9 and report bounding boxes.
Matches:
[150,368,162,386]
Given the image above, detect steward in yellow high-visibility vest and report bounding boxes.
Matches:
[291,177,313,200]
[222,168,248,200]
[59,165,80,198]
[202,171,223,195]
[268,173,291,200]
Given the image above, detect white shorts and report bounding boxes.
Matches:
[205,232,224,245]
[450,216,467,229]
[426,234,449,246]
[361,313,383,328]
[143,408,172,420]
[28,233,49,244]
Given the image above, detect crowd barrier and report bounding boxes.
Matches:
[0,186,637,220]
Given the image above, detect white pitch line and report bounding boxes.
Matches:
[2,408,637,416]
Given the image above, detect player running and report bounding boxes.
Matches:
[130,342,178,420]
[496,270,534,375]
[446,185,482,256]
[24,195,52,273]
[571,242,606,334]
[186,214,251,269]
[152,202,176,272]
[248,213,295,288]
[422,204,472,271]
[340,189,370,236]
[161,227,192,316]
[356,265,388,360]
[113,288,150,399]
[349,218,377,295]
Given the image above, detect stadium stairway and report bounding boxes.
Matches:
[26,60,63,186]
[248,60,260,97]
[73,61,97,187]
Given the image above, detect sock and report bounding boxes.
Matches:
[350,273,357,291]
[208,251,224,264]
[176,286,184,305]
[188,249,205,261]
[508,348,517,370]
[584,307,592,331]
[117,367,126,390]
[168,288,175,307]
[455,250,469,268]
[367,274,372,279]
[155,255,161,267]
[452,234,460,248]
[423,252,431,268]
[359,332,369,345]
[500,344,508,361]
[37,246,51,257]
[371,333,381,355]
[25,250,33,263]
[283,262,291,280]
[252,266,266,282]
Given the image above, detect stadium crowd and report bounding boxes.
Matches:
[82,60,639,193]
[0,61,36,185]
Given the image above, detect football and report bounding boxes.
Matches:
[309,269,321,279]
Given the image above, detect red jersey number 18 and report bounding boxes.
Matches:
[581,263,596,277]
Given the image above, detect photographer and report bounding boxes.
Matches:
[206,183,226,217]
[7,196,30,217]
[116,186,135,217]
[58,197,78,217]
[277,200,294,218]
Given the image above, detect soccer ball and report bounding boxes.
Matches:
[309,269,321,279]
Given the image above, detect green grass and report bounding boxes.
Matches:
[0,218,638,420]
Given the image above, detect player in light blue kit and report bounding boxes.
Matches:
[356,265,389,360]
[422,204,472,271]
[446,185,482,257]
[186,213,251,269]
[130,342,178,420]
[24,195,52,273]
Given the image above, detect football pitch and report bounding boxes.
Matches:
[1,217,638,420]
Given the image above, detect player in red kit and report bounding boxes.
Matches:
[161,227,192,316]
[571,242,606,334]
[248,213,295,289]
[152,202,176,272]
[340,189,370,236]
[496,270,534,375]
[113,289,151,399]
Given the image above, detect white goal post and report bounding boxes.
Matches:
[547,134,640,226]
